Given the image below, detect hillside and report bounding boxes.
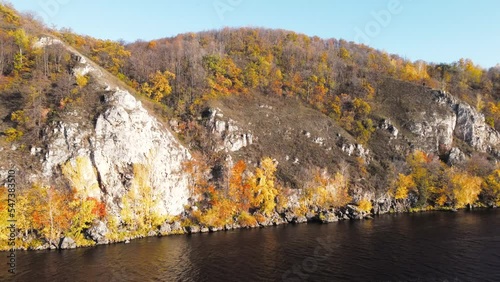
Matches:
[0,4,500,250]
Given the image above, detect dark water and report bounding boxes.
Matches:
[4,210,500,282]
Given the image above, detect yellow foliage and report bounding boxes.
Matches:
[200,197,236,228]
[120,163,165,233]
[103,215,121,242]
[0,4,20,24]
[339,47,351,60]
[250,157,279,215]
[482,169,500,206]
[305,169,351,208]
[363,81,375,99]
[75,74,89,88]
[353,98,371,118]
[459,58,483,85]
[66,198,98,246]
[237,211,257,227]
[358,198,373,213]
[31,185,74,245]
[450,170,482,208]
[11,110,29,124]
[90,39,131,75]
[3,127,23,142]
[394,173,415,200]
[0,188,10,250]
[141,70,175,102]
[61,156,100,198]
[429,186,450,207]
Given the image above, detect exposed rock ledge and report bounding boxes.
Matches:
[432,90,500,156]
[36,37,192,217]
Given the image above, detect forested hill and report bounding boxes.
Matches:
[125,29,499,128]
[1,3,500,250]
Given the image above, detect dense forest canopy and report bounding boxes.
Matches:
[54,27,500,133]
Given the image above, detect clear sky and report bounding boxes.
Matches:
[7,0,500,68]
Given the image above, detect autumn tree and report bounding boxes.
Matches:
[9,28,30,74]
[393,173,415,200]
[406,151,434,207]
[90,39,131,75]
[120,163,163,234]
[31,186,74,246]
[141,70,175,102]
[67,197,106,246]
[304,168,351,209]
[249,157,279,215]
[202,54,245,97]
[228,160,252,211]
[449,170,482,209]
[481,169,500,206]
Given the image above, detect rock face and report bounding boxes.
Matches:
[86,220,110,244]
[39,37,192,217]
[204,108,254,152]
[406,109,457,154]
[42,88,191,216]
[59,237,76,249]
[432,90,500,156]
[394,88,500,159]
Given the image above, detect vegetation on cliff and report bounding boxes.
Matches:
[0,3,499,250]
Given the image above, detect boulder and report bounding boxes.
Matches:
[59,237,76,249]
[346,205,362,220]
[170,221,183,233]
[185,225,200,234]
[86,220,109,244]
[305,211,317,221]
[208,226,220,232]
[284,211,296,223]
[320,211,338,223]
[294,216,308,224]
[255,213,272,227]
[447,147,465,166]
[159,222,172,235]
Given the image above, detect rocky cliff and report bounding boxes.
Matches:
[1,27,499,250]
[36,38,192,217]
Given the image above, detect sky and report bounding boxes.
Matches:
[7,0,500,68]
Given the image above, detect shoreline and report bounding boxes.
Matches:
[6,205,496,252]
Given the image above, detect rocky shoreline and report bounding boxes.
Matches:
[10,194,497,251]
[15,202,475,251]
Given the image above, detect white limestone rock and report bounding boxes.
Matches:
[42,89,191,217]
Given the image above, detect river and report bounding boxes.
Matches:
[4,209,500,281]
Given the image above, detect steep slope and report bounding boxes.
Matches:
[200,93,368,188]
[195,78,500,203]
[35,37,192,217]
[373,79,500,159]
[1,5,500,250]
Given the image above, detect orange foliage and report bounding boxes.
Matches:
[89,197,107,218]
[229,160,252,211]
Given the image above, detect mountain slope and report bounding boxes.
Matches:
[35,37,191,217]
[1,5,500,250]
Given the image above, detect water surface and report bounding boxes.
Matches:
[5,209,500,281]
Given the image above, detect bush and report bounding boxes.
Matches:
[237,211,257,227]
[358,199,373,213]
